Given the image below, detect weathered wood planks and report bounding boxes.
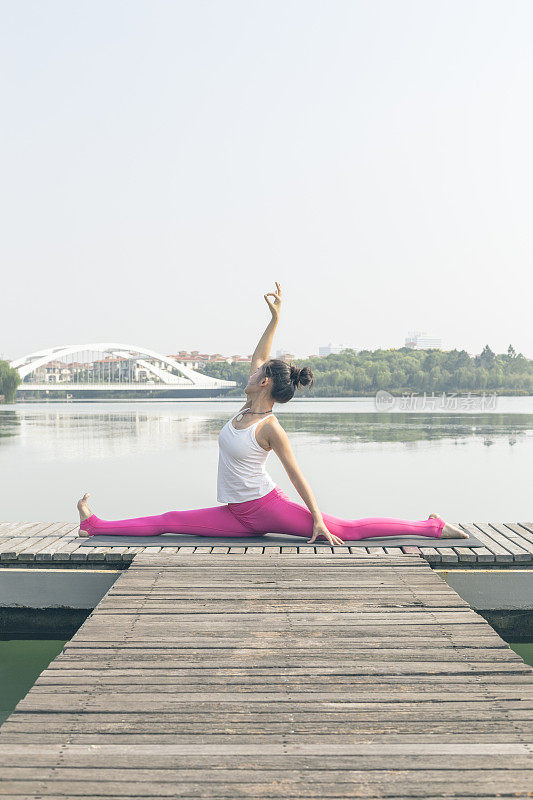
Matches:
[2,522,533,564]
[0,552,532,797]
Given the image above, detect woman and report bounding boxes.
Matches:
[77,281,467,544]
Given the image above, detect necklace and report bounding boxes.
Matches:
[235,408,272,422]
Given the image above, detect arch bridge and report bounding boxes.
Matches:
[10,343,238,399]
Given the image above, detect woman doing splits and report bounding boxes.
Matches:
[77,282,467,544]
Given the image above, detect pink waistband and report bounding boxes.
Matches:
[227,486,282,511]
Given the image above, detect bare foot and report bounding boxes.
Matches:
[441,522,469,539]
[77,493,92,537]
[429,513,468,539]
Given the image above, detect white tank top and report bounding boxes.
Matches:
[217,410,277,503]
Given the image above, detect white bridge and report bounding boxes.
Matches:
[10,343,238,399]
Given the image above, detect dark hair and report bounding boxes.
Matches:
[261,359,314,403]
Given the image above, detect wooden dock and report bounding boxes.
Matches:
[2,520,533,566]
[0,551,532,797]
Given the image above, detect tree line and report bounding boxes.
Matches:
[2,345,532,402]
[0,361,20,403]
[200,345,533,396]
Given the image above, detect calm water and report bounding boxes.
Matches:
[0,637,66,724]
[1,397,533,521]
[1,399,532,725]
[0,638,531,725]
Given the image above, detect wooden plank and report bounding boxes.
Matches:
[417,545,441,564]
[383,546,404,556]
[307,546,334,556]
[1,552,531,798]
[401,545,421,556]
[34,525,81,560]
[476,522,531,561]
[365,546,387,556]
[518,521,533,542]
[102,545,130,560]
[469,523,519,562]
[451,545,477,563]
[10,531,78,561]
[459,524,497,563]
[499,522,533,554]
[262,546,282,556]
[49,526,97,560]
[432,546,459,564]
[71,545,103,562]
[0,522,45,538]
[0,522,59,559]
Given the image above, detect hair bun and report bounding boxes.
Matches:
[289,364,314,389]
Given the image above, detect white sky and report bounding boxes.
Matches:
[2,0,532,362]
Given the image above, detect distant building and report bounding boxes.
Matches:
[167,351,252,368]
[275,349,296,360]
[167,352,206,368]
[404,332,442,350]
[318,343,349,357]
[230,355,254,365]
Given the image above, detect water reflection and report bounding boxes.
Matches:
[203,412,533,447]
[1,405,532,458]
[2,400,533,520]
[0,411,20,440]
[0,409,215,460]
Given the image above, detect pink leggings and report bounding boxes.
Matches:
[80,486,444,541]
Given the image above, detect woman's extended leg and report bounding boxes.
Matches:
[240,488,447,541]
[77,494,254,537]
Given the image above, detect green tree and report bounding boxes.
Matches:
[352,367,372,392]
[477,345,496,370]
[475,368,489,390]
[0,361,20,403]
[199,346,533,397]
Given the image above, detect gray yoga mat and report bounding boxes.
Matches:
[81,531,483,547]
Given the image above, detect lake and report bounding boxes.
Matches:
[1,398,533,727]
[1,397,533,522]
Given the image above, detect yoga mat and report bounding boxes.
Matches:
[81,532,484,547]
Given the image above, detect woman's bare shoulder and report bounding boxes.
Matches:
[263,412,282,429]
[256,414,286,450]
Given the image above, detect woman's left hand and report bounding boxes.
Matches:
[264,281,282,318]
[308,520,345,546]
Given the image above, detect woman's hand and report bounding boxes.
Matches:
[264,281,282,319]
[308,519,345,546]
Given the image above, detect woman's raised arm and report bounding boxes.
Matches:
[248,282,282,376]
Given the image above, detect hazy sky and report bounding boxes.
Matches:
[2,0,532,362]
